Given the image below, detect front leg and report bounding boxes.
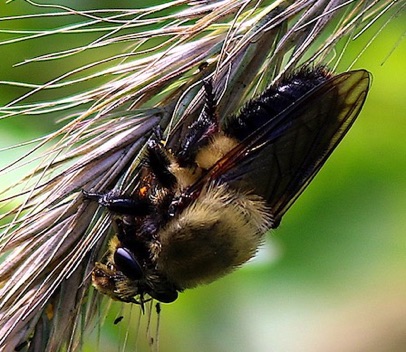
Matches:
[82,189,151,216]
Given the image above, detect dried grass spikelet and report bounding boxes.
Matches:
[0,0,403,351]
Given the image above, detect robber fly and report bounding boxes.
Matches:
[84,66,370,305]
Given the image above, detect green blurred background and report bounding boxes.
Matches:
[1,2,405,352]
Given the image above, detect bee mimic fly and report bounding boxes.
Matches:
[84,66,370,305]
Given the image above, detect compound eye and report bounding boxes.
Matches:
[114,247,143,280]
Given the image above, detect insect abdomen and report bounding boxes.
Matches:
[155,185,273,289]
[224,66,332,141]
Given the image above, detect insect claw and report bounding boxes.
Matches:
[151,125,164,142]
[82,189,103,201]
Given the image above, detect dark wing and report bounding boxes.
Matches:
[191,69,370,227]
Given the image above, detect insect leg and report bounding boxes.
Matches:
[82,190,151,216]
[177,78,219,165]
[146,138,177,189]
